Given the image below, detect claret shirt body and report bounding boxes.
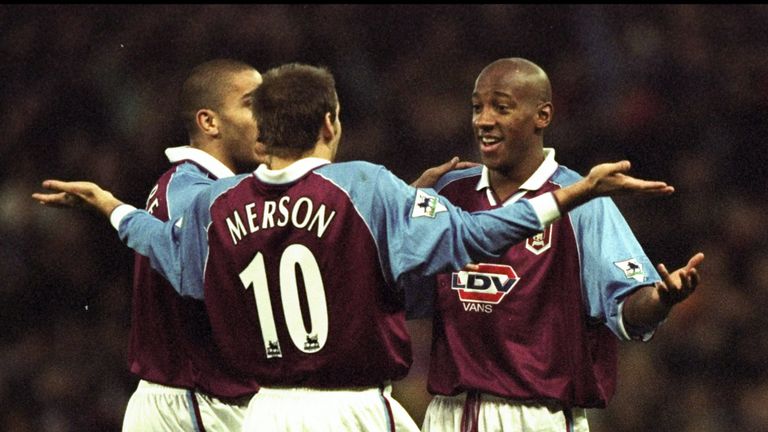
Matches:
[116,157,559,388]
[416,149,660,408]
[130,145,257,397]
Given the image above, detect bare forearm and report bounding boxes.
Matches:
[33,180,124,218]
[91,192,123,218]
[551,160,674,213]
[622,284,673,328]
[552,179,591,213]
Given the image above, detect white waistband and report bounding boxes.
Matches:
[256,383,392,397]
[433,392,563,409]
[135,379,192,395]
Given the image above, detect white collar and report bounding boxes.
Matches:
[476,147,558,193]
[476,148,558,206]
[164,146,235,179]
[254,157,331,184]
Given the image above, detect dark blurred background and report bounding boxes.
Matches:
[1,4,767,431]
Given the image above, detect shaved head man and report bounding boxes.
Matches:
[407,58,703,432]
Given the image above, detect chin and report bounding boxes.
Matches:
[479,154,497,168]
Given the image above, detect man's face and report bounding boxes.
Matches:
[471,67,541,172]
[329,102,342,161]
[217,69,264,172]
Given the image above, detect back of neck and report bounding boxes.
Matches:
[268,142,332,170]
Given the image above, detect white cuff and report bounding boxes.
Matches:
[528,193,561,228]
[109,204,138,231]
[617,300,656,342]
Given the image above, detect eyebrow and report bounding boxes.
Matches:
[472,91,512,99]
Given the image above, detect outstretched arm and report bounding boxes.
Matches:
[32,180,124,217]
[622,252,704,329]
[552,160,674,212]
[31,160,670,221]
[410,156,479,188]
[33,179,202,296]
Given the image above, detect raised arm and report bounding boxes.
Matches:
[32,180,124,216]
[410,156,480,188]
[622,252,704,330]
[552,160,674,213]
[32,160,670,220]
[33,180,192,296]
[31,159,675,297]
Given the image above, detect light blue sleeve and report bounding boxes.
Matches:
[571,197,661,340]
[118,178,243,299]
[165,169,216,219]
[317,162,545,284]
[402,165,484,319]
[118,209,188,294]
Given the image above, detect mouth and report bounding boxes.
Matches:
[478,135,502,153]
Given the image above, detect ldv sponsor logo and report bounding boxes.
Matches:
[451,264,519,305]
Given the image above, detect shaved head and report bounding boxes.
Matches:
[471,57,554,177]
[475,58,551,105]
[179,59,259,137]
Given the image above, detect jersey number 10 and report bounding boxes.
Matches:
[239,244,329,359]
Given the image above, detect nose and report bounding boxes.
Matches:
[473,107,494,130]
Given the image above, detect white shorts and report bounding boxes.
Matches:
[195,390,250,432]
[241,384,420,431]
[422,393,589,432]
[122,379,248,432]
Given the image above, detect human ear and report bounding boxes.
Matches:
[196,109,219,137]
[536,102,553,128]
[320,112,334,141]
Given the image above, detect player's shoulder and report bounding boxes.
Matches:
[549,164,583,187]
[210,173,250,192]
[435,165,483,192]
[148,163,203,195]
[552,165,621,218]
[315,160,388,183]
[318,160,383,173]
[315,161,410,202]
[165,161,217,184]
[201,174,251,203]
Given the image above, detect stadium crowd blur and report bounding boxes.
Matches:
[1,5,766,431]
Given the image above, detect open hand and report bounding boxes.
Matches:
[586,161,675,198]
[411,157,479,188]
[656,252,704,306]
[32,180,124,217]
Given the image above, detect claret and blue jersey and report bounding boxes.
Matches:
[130,145,258,399]
[115,157,559,389]
[416,148,661,408]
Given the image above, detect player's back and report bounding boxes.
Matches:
[129,162,202,389]
[122,157,550,391]
[201,159,411,388]
[131,160,257,397]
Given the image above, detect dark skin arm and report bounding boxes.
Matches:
[31,157,481,216]
[410,156,479,188]
[33,161,673,221]
[551,161,673,212]
[622,252,704,328]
